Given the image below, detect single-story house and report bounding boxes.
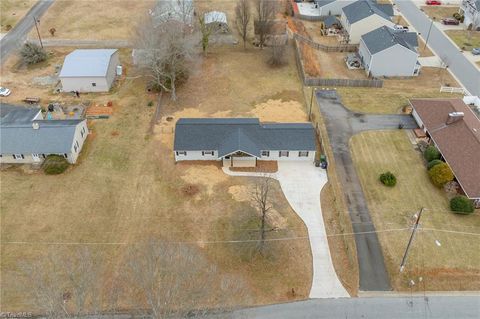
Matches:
[314,0,356,16]
[410,99,480,204]
[359,26,420,77]
[460,0,480,30]
[0,103,88,164]
[59,49,120,93]
[340,0,394,44]
[173,118,316,167]
[204,11,229,33]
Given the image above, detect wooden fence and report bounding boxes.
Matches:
[293,39,383,88]
[293,33,358,53]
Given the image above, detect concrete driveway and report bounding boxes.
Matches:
[223,162,349,299]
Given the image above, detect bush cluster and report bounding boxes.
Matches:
[42,155,70,175]
[450,196,474,214]
[423,145,441,162]
[427,159,444,170]
[428,162,454,187]
[379,171,397,187]
[20,42,47,65]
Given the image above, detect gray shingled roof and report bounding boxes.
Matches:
[0,104,84,154]
[323,15,340,28]
[342,0,393,24]
[314,0,335,8]
[361,26,418,54]
[59,49,117,78]
[174,118,316,157]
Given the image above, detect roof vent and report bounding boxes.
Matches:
[32,122,40,130]
[446,112,464,125]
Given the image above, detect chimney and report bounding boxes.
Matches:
[32,122,40,130]
[446,112,464,125]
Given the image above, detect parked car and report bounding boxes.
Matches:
[0,87,11,97]
[426,0,442,5]
[472,48,480,55]
[393,24,409,32]
[441,18,459,25]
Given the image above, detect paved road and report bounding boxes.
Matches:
[233,295,480,318]
[0,0,54,64]
[316,90,417,292]
[224,162,349,298]
[394,0,480,96]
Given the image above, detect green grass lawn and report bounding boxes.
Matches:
[445,30,480,51]
[350,131,480,291]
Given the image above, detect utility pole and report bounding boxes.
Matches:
[33,16,43,48]
[423,18,435,52]
[400,208,424,273]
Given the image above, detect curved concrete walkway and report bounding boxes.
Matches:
[223,161,349,299]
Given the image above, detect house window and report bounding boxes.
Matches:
[63,154,68,159]
[76,141,79,148]
[176,151,187,156]
[261,150,270,157]
[74,145,78,152]
[298,151,309,157]
[92,83,97,87]
[13,154,24,160]
[81,130,84,138]
[202,151,214,156]
[279,151,289,157]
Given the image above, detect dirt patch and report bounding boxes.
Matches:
[181,184,201,197]
[230,161,278,173]
[180,164,227,196]
[250,99,307,122]
[228,184,287,229]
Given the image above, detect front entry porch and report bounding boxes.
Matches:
[222,151,257,168]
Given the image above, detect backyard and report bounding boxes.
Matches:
[0,45,315,312]
[350,130,480,291]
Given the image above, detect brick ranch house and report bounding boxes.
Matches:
[173,118,316,167]
[410,99,480,206]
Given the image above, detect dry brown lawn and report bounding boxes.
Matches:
[27,0,155,40]
[421,6,460,21]
[0,0,36,32]
[336,67,462,114]
[350,131,480,291]
[315,50,367,79]
[0,45,313,312]
[445,30,480,51]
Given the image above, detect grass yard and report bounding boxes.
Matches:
[0,0,36,32]
[421,6,459,21]
[350,131,480,291]
[27,0,155,40]
[336,67,462,114]
[0,45,314,312]
[445,30,480,51]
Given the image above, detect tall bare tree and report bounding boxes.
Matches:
[255,0,276,49]
[124,240,249,319]
[235,0,251,49]
[268,35,286,66]
[134,15,197,101]
[251,177,273,252]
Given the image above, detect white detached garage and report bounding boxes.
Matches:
[59,49,120,93]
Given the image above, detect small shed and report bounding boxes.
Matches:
[204,11,228,33]
[59,49,120,93]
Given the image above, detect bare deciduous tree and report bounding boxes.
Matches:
[255,0,277,49]
[124,240,249,319]
[251,177,273,252]
[235,0,251,49]
[134,15,197,101]
[268,36,286,66]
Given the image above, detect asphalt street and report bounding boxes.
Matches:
[316,90,417,292]
[394,0,480,96]
[0,0,54,64]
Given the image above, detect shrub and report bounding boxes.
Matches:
[427,159,443,170]
[450,196,474,214]
[147,101,154,107]
[428,162,454,187]
[20,42,47,65]
[423,145,441,162]
[42,155,69,175]
[379,171,397,187]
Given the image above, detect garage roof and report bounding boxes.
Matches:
[59,49,117,78]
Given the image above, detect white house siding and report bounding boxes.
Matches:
[67,120,89,164]
[411,109,425,131]
[174,150,219,162]
[260,150,316,162]
[358,38,372,71]
[105,51,120,89]
[319,1,355,16]
[346,15,394,44]
[61,76,110,93]
[368,44,418,77]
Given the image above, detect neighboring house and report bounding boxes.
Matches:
[0,104,88,164]
[460,0,480,30]
[254,20,288,46]
[173,118,316,167]
[410,99,480,205]
[204,11,229,33]
[359,26,420,77]
[59,49,120,93]
[314,0,356,16]
[340,0,394,44]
